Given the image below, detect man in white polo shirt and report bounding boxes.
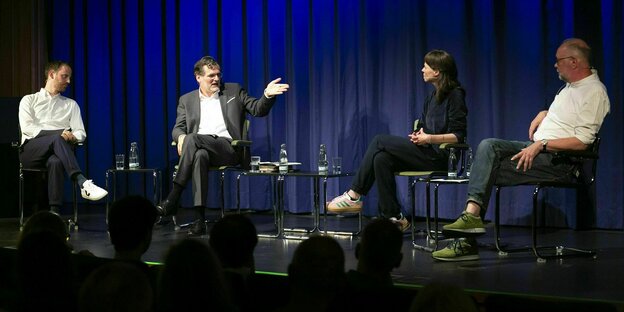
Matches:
[433,38,610,261]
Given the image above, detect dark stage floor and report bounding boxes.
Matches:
[1,205,623,309]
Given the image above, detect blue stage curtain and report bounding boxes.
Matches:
[46,0,623,229]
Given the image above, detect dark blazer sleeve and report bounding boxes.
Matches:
[172,91,197,142]
[221,83,277,140]
[172,84,278,142]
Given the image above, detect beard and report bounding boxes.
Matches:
[57,83,69,92]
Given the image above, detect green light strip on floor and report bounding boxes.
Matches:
[255,270,288,277]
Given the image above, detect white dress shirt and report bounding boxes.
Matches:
[18,88,86,144]
[197,90,232,139]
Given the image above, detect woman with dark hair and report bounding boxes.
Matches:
[327,50,467,231]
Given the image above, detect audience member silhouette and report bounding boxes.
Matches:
[18,210,69,246]
[278,235,346,312]
[16,230,76,312]
[106,195,160,306]
[157,238,234,312]
[335,218,413,312]
[107,195,158,262]
[209,213,258,273]
[209,214,259,311]
[409,281,478,312]
[78,261,153,312]
[348,218,403,289]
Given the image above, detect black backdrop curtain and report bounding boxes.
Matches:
[44,0,623,229]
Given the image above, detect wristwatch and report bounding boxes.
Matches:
[541,139,548,151]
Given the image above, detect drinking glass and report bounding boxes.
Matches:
[332,157,342,174]
[115,154,125,170]
[250,156,261,172]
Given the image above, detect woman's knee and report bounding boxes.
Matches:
[371,134,393,144]
[372,151,393,171]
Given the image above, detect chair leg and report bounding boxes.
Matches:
[531,186,597,262]
[495,185,597,262]
[532,186,543,261]
[410,177,416,243]
[19,169,24,230]
[494,186,505,254]
[494,186,533,256]
[69,181,79,231]
[236,174,242,214]
[220,171,225,218]
[412,180,435,252]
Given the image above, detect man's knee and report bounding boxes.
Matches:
[194,149,209,164]
[476,138,504,155]
[478,138,499,149]
[184,133,198,144]
[50,134,72,147]
[46,155,63,170]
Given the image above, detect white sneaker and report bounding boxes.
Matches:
[81,180,108,201]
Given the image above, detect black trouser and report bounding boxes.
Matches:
[19,134,81,206]
[173,133,238,207]
[351,134,446,218]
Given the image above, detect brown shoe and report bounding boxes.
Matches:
[390,215,411,232]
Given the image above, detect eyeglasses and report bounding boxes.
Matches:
[555,56,575,64]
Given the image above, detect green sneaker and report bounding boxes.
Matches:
[432,238,479,261]
[442,211,486,235]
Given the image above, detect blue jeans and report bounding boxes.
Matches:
[467,138,577,216]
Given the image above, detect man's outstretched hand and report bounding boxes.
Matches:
[264,78,290,97]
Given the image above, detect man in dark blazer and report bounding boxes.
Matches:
[158,56,289,235]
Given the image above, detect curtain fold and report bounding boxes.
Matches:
[36,0,622,229]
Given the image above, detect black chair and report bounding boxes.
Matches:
[493,137,600,262]
[395,120,471,251]
[398,143,470,251]
[12,135,80,232]
[170,120,252,229]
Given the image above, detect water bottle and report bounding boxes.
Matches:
[465,147,473,178]
[447,147,457,178]
[318,144,328,173]
[129,142,140,169]
[279,143,288,174]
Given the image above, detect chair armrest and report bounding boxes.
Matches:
[549,149,599,160]
[440,143,470,150]
[232,140,252,147]
[13,141,83,148]
[171,139,252,147]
